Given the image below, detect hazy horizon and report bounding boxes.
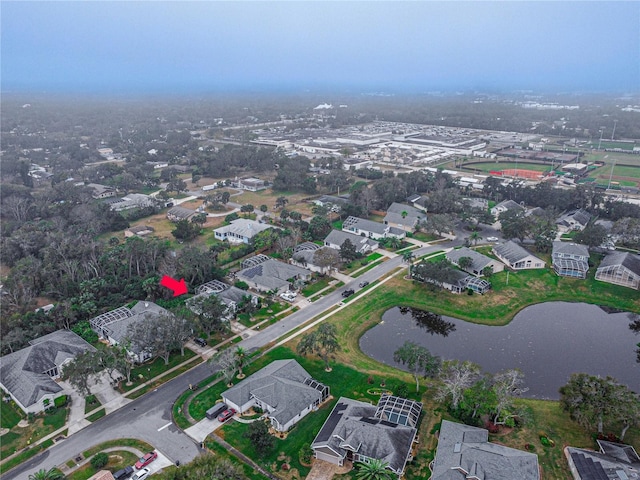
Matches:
[2,1,639,95]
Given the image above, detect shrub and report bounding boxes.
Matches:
[394,383,409,398]
[54,395,68,408]
[367,376,374,385]
[91,452,109,469]
[299,444,313,465]
[234,281,249,290]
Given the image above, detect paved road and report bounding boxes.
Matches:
[5,240,463,480]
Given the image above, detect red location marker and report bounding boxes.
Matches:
[160,275,188,297]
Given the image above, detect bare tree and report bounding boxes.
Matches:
[435,360,481,410]
[210,348,238,387]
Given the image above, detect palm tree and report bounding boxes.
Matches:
[469,231,482,246]
[402,251,415,263]
[235,347,247,378]
[355,459,394,480]
[28,468,65,480]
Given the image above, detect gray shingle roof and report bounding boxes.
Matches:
[598,251,640,276]
[324,230,379,253]
[167,206,196,219]
[493,241,543,265]
[432,420,539,480]
[383,202,426,228]
[493,200,524,212]
[446,247,494,273]
[223,360,326,428]
[237,258,310,291]
[312,396,419,474]
[552,241,589,258]
[0,330,96,409]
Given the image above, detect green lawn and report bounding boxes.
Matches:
[214,346,421,479]
[0,401,23,429]
[66,450,139,480]
[84,395,102,415]
[464,161,553,173]
[122,349,197,392]
[301,277,333,297]
[1,407,68,461]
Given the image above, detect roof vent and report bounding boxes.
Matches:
[454,442,462,453]
[144,302,149,308]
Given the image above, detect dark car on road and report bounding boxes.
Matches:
[114,466,134,480]
[359,281,369,288]
[193,337,207,347]
[342,289,355,298]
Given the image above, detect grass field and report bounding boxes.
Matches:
[0,407,68,461]
[461,161,554,173]
[0,401,23,429]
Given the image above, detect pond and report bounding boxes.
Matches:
[359,302,640,399]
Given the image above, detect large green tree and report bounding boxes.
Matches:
[393,341,440,392]
[297,323,341,371]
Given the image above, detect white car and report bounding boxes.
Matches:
[486,236,499,242]
[132,468,151,480]
[279,291,297,302]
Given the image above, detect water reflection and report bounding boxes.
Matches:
[398,306,456,337]
[360,302,640,399]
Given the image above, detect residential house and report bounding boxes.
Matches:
[124,225,155,238]
[595,251,640,289]
[566,440,640,480]
[222,359,329,432]
[236,255,312,294]
[463,197,489,211]
[552,241,590,279]
[213,219,275,244]
[237,177,266,192]
[324,230,379,255]
[383,202,427,232]
[342,216,406,240]
[167,206,198,222]
[0,330,96,413]
[313,195,349,212]
[411,265,491,294]
[311,395,422,478]
[556,208,592,233]
[89,301,171,362]
[105,193,155,212]
[493,241,546,270]
[446,247,504,277]
[491,199,524,217]
[406,194,428,212]
[189,279,259,318]
[431,420,539,480]
[86,183,115,199]
[290,242,336,275]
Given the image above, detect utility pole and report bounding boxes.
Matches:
[611,120,618,141]
[597,128,605,150]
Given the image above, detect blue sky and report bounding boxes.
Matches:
[2,1,639,94]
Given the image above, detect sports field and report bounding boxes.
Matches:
[461,161,554,174]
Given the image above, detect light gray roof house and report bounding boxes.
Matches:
[552,241,590,279]
[492,241,546,270]
[213,218,275,244]
[566,440,640,480]
[0,330,96,413]
[342,216,406,240]
[383,202,427,232]
[311,395,422,476]
[167,206,197,222]
[431,420,539,480]
[491,199,524,217]
[89,301,170,361]
[446,247,504,277]
[222,359,329,432]
[324,229,379,254]
[237,255,312,293]
[556,208,592,231]
[595,251,640,289]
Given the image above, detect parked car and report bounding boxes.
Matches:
[193,337,207,347]
[131,468,151,480]
[135,452,158,469]
[359,281,369,288]
[342,289,355,298]
[217,408,237,422]
[114,466,134,480]
[205,402,228,420]
[279,291,297,302]
[486,236,499,242]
